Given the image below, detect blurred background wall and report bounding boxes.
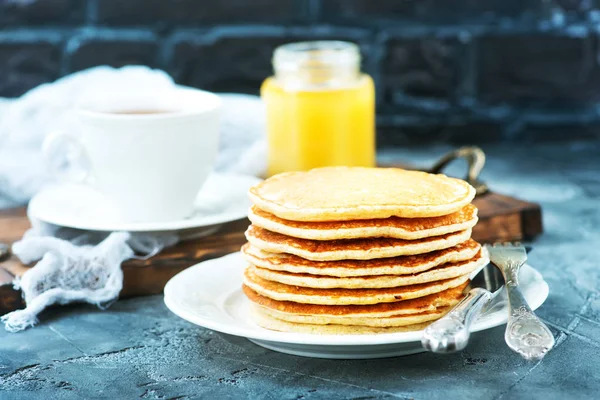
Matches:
[1,0,600,145]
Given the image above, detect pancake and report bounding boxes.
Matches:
[250,306,432,334]
[241,240,481,277]
[249,248,487,289]
[243,282,467,318]
[248,204,478,240]
[248,167,476,221]
[243,267,471,305]
[254,304,448,327]
[245,225,472,261]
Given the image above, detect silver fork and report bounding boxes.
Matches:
[486,243,555,361]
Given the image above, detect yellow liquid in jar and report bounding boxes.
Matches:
[261,75,375,177]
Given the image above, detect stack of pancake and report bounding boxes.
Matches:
[241,167,489,334]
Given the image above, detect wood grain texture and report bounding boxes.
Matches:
[472,192,543,243]
[121,219,248,297]
[0,191,542,316]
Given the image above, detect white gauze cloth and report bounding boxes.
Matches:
[0,66,266,332]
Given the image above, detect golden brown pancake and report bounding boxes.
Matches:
[249,167,476,221]
[255,304,448,327]
[249,249,487,289]
[241,240,481,277]
[248,204,478,240]
[245,225,472,261]
[243,266,471,305]
[243,282,467,317]
[250,306,433,334]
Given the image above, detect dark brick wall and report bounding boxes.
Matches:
[1,0,600,144]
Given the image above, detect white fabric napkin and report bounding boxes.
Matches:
[0,66,267,331]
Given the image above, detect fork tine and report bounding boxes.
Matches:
[487,241,528,250]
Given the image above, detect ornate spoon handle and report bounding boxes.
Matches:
[422,288,492,353]
[504,266,555,361]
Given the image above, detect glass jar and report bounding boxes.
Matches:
[261,41,375,176]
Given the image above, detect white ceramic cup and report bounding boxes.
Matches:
[42,87,221,223]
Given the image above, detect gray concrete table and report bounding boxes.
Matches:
[1,141,599,399]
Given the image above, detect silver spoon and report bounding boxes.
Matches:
[421,263,504,353]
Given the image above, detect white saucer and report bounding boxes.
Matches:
[28,173,262,233]
[164,252,550,359]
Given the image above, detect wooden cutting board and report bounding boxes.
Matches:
[0,191,542,315]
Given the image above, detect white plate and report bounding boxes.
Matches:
[28,173,261,233]
[164,252,550,359]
